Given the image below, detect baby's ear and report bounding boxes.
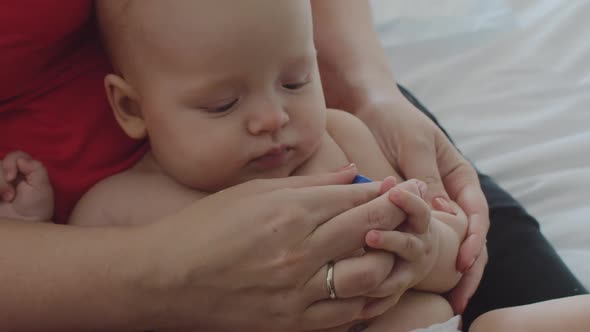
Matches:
[104,74,147,140]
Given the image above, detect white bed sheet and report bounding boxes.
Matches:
[370,0,590,289]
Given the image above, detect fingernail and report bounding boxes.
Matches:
[380,177,397,194]
[366,230,380,246]
[461,258,476,273]
[336,163,356,171]
[468,257,477,270]
[416,180,427,198]
[433,197,457,215]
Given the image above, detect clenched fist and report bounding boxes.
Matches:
[0,151,54,222]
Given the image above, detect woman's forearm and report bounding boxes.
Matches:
[311,0,404,111]
[0,220,162,331]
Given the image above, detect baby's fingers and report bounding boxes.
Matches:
[17,159,50,187]
[365,230,424,262]
[388,186,431,234]
[2,151,32,182]
[394,179,427,198]
[0,170,15,202]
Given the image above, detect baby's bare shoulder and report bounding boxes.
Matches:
[69,168,205,226]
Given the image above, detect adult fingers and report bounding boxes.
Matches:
[228,164,358,196]
[436,139,489,271]
[393,179,426,197]
[456,197,488,271]
[447,246,488,314]
[365,260,415,299]
[302,297,367,331]
[442,168,489,271]
[397,132,449,205]
[379,176,397,194]
[386,184,430,234]
[457,233,485,272]
[365,230,424,262]
[304,251,394,302]
[305,188,407,269]
[290,181,383,236]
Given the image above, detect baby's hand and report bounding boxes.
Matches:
[0,151,54,222]
[365,179,438,289]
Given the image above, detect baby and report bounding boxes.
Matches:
[76,1,465,331]
[3,1,466,331]
[4,1,586,332]
[0,0,590,332]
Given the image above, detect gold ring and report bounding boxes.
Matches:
[326,261,337,300]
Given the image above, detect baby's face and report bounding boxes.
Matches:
[129,1,326,191]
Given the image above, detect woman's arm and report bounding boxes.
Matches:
[326,109,463,293]
[311,0,401,112]
[311,0,489,313]
[0,219,159,331]
[0,169,417,331]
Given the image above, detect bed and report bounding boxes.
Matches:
[369,0,590,289]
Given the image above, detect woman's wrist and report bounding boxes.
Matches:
[132,214,224,330]
[113,224,179,329]
[71,225,173,330]
[311,0,406,114]
[323,68,404,118]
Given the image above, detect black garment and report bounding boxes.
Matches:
[397,85,588,329]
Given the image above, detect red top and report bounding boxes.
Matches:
[0,1,147,223]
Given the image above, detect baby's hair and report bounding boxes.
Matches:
[95,0,136,76]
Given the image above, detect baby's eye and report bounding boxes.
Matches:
[204,99,238,113]
[282,80,311,90]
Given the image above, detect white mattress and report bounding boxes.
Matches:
[370,0,590,289]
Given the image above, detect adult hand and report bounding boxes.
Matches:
[359,178,435,319]
[310,0,488,314]
[356,95,489,313]
[140,166,414,331]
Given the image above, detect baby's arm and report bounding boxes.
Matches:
[325,109,402,182]
[70,167,207,226]
[0,151,54,222]
[69,172,138,226]
[368,181,467,292]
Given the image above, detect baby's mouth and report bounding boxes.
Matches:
[251,145,293,170]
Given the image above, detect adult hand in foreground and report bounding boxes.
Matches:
[142,166,420,331]
[357,96,489,314]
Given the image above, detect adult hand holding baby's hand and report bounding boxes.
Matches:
[0,150,54,222]
[356,94,489,314]
[357,179,436,318]
[139,166,414,331]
